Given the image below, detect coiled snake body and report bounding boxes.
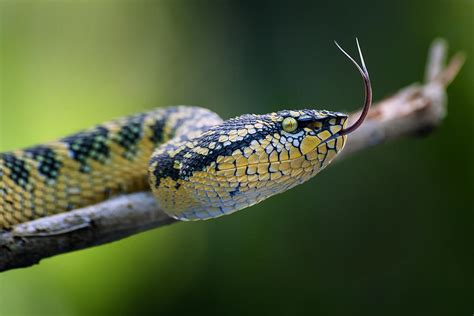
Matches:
[0,41,372,229]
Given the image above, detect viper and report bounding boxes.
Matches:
[0,40,371,229]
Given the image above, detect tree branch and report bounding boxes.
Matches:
[0,39,465,272]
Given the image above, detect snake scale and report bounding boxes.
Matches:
[0,40,372,229]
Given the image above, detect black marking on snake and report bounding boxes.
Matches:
[150,114,278,188]
[229,183,241,197]
[24,146,62,181]
[113,113,146,159]
[150,115,168,145]
[0,153,30,189]
[149,107,195,144]
[62,126,110,173]
[149,107,204,144]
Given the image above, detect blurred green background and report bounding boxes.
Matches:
[0,1,473,315]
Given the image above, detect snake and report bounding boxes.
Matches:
[0,40,372,229]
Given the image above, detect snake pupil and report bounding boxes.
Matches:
[282,117,298,133]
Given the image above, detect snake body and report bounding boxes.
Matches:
[0,40,372,229]
[0,106,347,228]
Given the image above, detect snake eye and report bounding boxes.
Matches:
[282,117,298,133]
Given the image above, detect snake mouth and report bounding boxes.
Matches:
[323,132,344,144]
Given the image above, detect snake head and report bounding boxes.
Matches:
[150,109,350,221]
